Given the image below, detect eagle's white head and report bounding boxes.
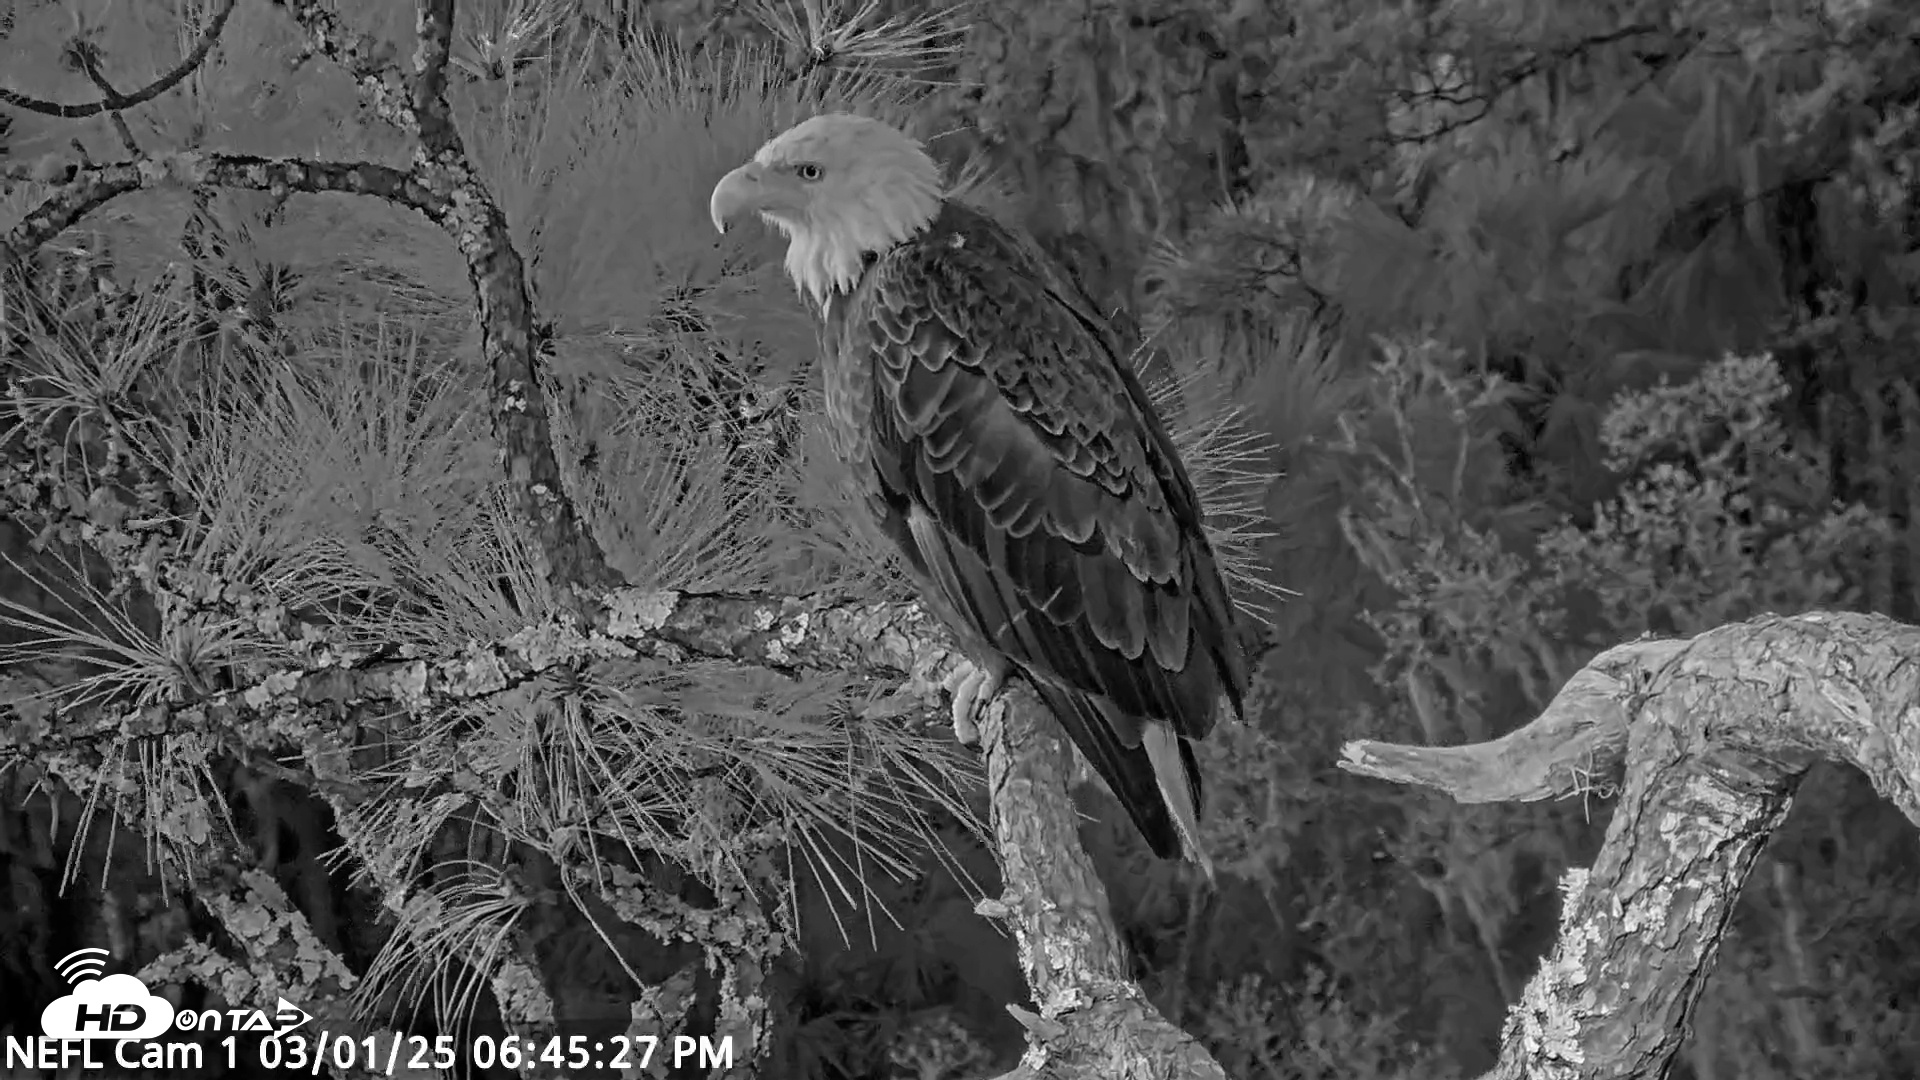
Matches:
[708,113,944,310]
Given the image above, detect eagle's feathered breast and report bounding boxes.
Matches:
[821,199,1247,858]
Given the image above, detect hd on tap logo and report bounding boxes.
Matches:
[4,947,311,1072]
[40,948,176,1040]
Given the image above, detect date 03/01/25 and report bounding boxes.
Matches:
[242,1031,736,1074]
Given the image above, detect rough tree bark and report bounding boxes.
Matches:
[970,684,1231,1079]
[1342,611,1920,1080]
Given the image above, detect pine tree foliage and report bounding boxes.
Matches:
[166,321,527,646]
[1143,350,1290,623]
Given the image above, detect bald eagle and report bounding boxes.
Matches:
[709,114,1249,875]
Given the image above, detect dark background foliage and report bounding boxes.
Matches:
[2,0,1918,1077]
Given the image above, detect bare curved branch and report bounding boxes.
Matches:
[1340,637,1687,803]
[0,0,237,119]
[414,157,624,607]
[1342,611,1920,1079]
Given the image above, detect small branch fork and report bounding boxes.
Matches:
[1341,611,1920,1079]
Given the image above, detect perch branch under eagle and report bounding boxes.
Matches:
[709,114,1249,877]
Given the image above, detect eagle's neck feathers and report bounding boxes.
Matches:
[774,162,943,311]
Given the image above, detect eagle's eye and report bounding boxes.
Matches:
[795,163,823,181]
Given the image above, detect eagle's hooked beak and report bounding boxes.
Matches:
[709,162,767,235]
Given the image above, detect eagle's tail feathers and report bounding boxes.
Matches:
[1142,723,1215,885]
[1031,681,1212,881]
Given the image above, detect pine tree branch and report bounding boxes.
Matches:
[975,686,1228,1080]
[7,0,610,1053]
[0,592,956,768]
[389,0,623,607]
[1,584,1224,1076]
[267,0,624,606]
[268,0,420,134]
[409,0,460,158]
[2,154,437,257]
[0,0,236,119]
[0,594,945,1079]
[1340,611,1920,1080]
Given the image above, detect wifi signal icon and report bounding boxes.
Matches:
[55,948,110,986]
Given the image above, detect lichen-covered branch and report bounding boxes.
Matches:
[0,0,236,119]
[126,817,406,1080]
[409,0,460,158]
[268,0,623,606]
[1,592,957,769]
[146,877,405,1080]
[974,687,1229,1080]
[0,590,963,1077]
[2,584,1220,1075]
[561,857,784,1064]
[386,0,623,607]
[1341,611,1920,1080]
[3,154,436,259]
[269,0,421,133]
[1,591,957,770]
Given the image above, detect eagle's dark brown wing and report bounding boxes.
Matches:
[825,200,1248,860]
